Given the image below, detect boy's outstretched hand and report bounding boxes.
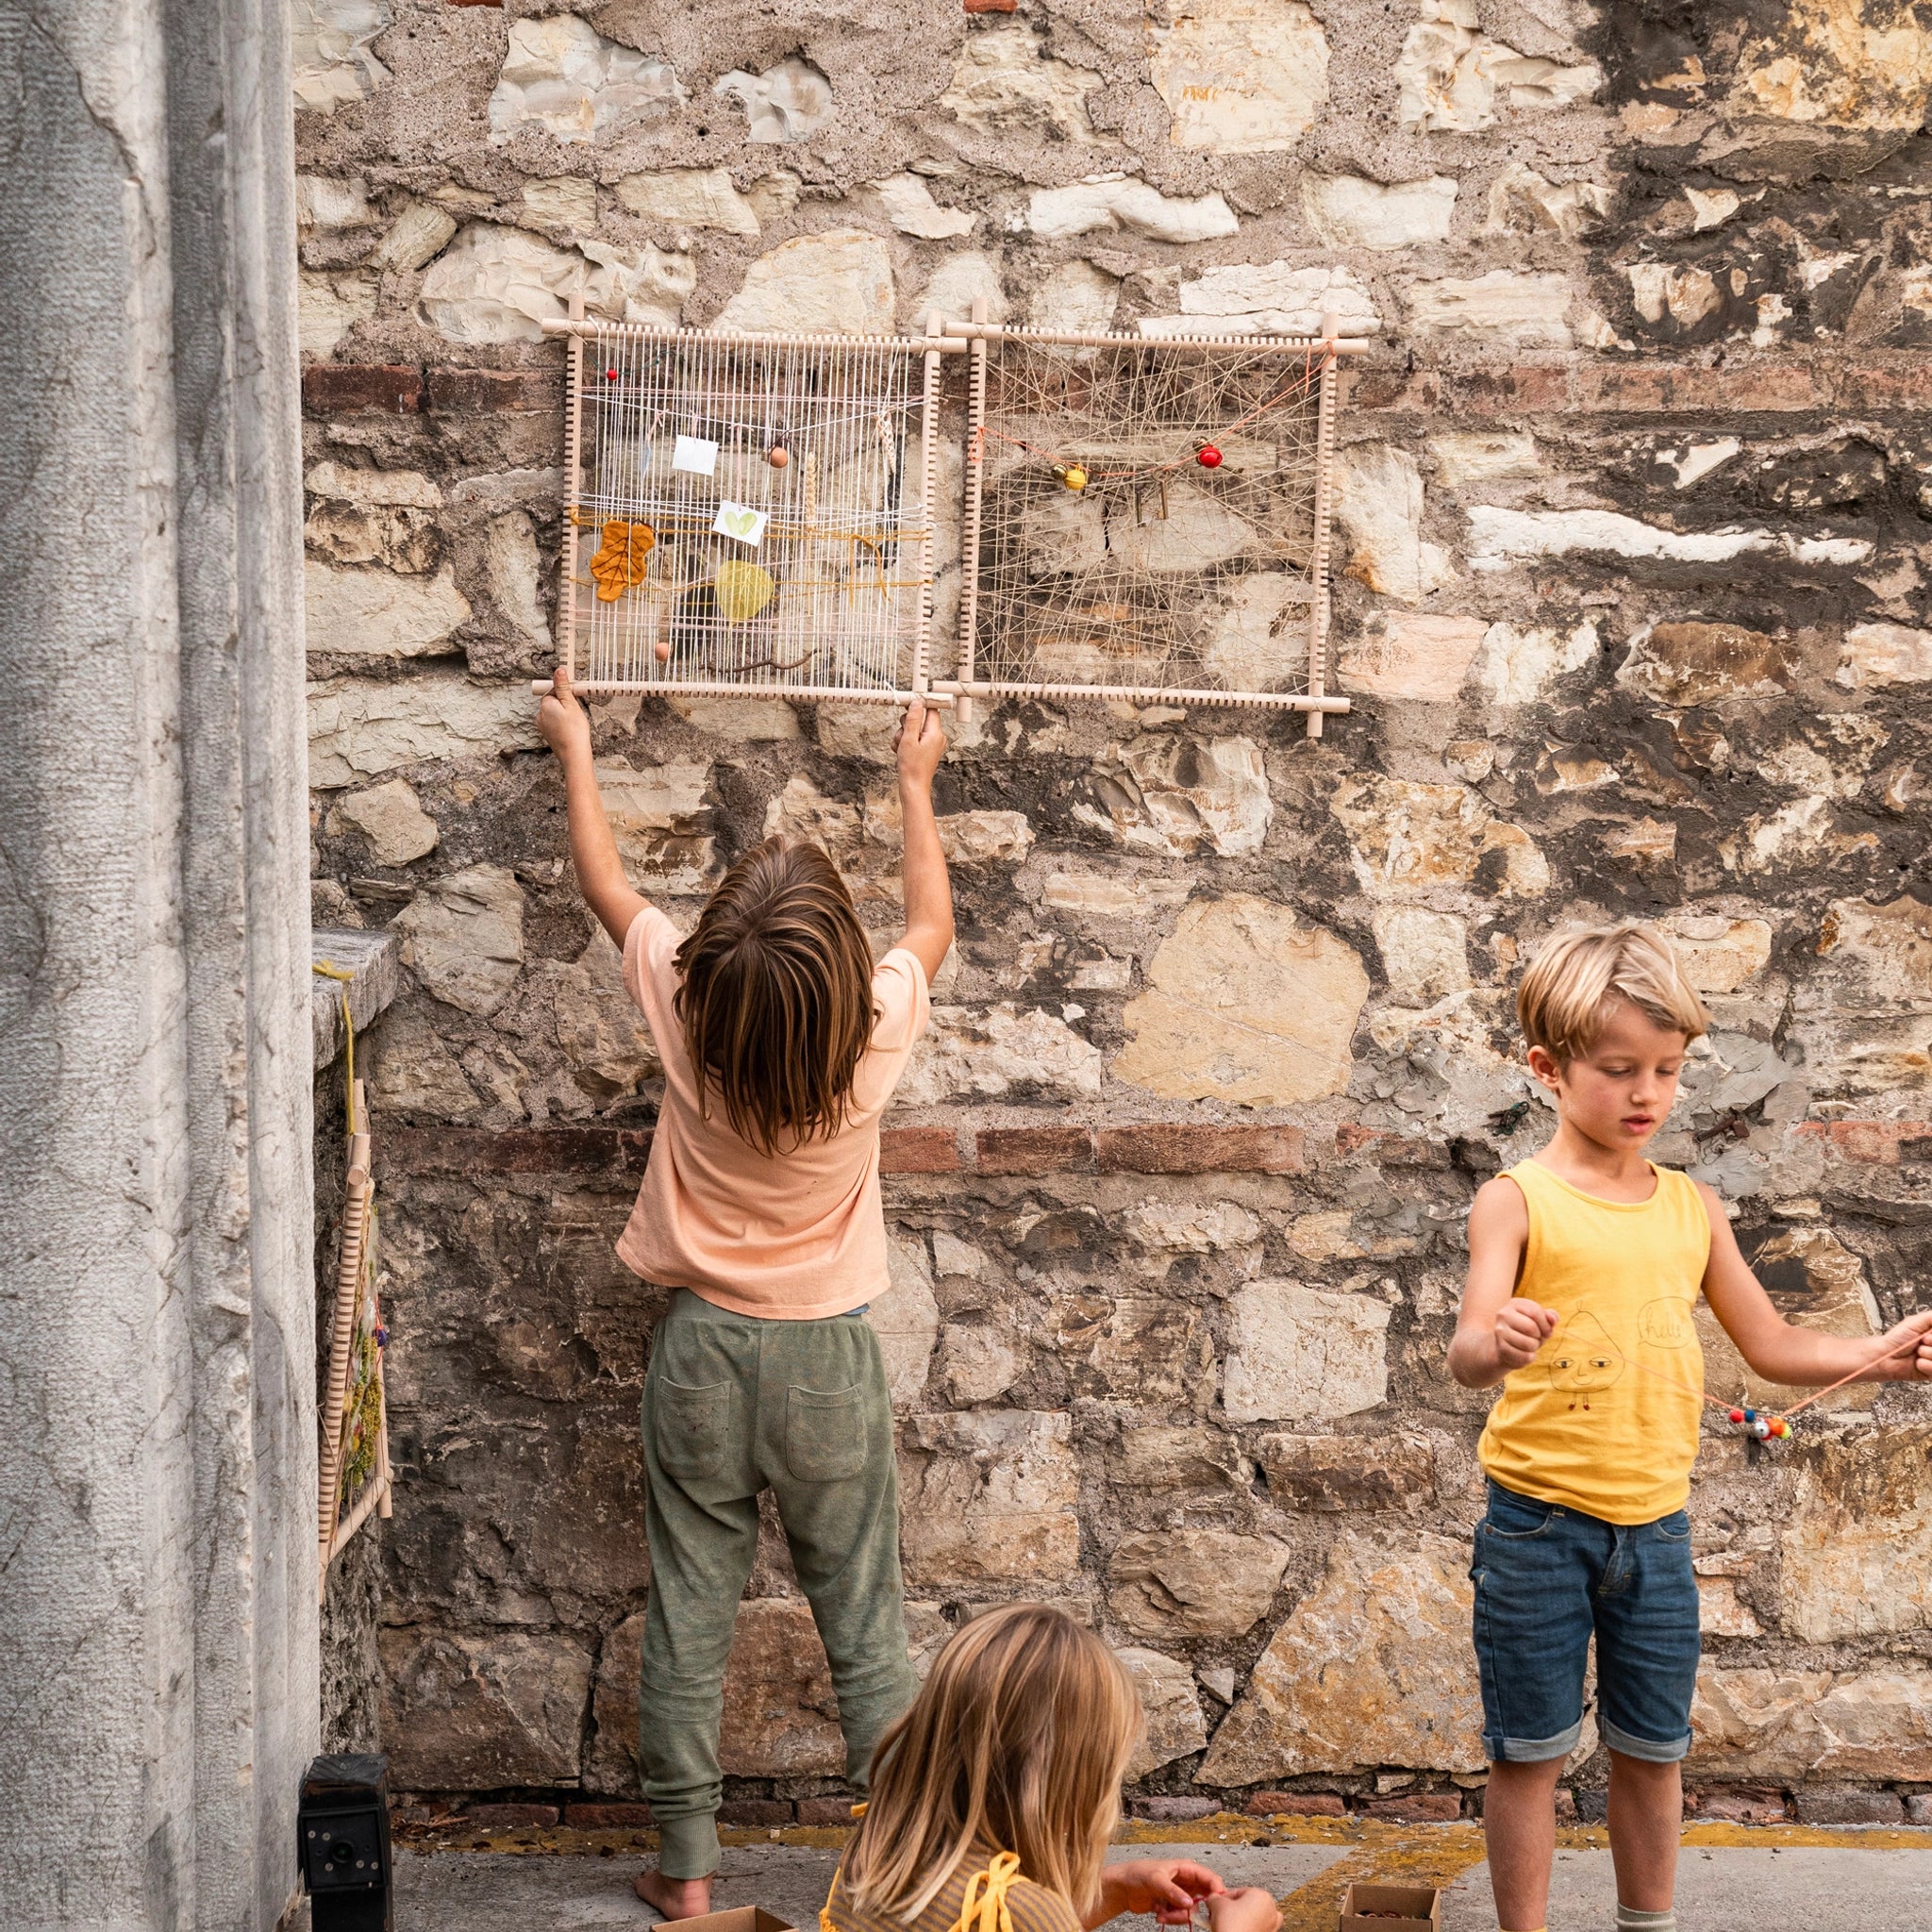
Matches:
[894,697,945,792]
[1872,1307,1932,1380]
[1494,1297,1558,1370]
[537,665,592,765]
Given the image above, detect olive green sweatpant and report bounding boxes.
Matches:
[638,1290,919,1879]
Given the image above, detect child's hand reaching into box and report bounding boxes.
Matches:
[1091,1858,1230,1928]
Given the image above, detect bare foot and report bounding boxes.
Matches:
[633,1869,712,1921]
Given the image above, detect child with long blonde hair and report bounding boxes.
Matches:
[822,1605,1282,1932]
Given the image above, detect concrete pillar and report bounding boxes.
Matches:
[0,3,316,1929]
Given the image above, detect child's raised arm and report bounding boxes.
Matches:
[1448,1174,1557,1389]
[1698,1183,1932,1388]
[536,666,649,951]
[892,698,954,984]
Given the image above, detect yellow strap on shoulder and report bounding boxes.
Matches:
[821,1834,1021,1932]
[944,1852,1023,1932]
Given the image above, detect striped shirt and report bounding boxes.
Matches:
[823,1840,1083,1932]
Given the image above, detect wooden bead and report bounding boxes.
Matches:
[654,638,671,663]
[1196,444,1223,469]
[768,446,791,469]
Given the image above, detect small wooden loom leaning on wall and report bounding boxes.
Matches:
[538,294,1368,738]
[317,1066,391,1602]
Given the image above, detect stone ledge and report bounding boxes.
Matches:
[375,1120,1316,1178]
[313,927,402,1071]
[364,1116,1932,1182]
[1347,353,1932,419]
[305,354,1932,428]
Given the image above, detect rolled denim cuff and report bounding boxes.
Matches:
[1487,1718,1583,1764]
[1601,1717,1690,1763]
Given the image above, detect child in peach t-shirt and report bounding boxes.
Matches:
[536,669,954,1919]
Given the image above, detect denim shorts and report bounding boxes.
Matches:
[1470,1479,1700,1764]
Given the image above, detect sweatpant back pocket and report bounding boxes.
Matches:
[653,1377,735,1483]
[784,1383,866,1482]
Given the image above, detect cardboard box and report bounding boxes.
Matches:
[1338,1882,1442,1932]
[662,1910,796,1932]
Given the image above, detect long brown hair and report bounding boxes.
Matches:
[673,837,877,1154]
[843,1605,1142,1923]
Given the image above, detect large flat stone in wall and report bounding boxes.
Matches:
[1223,1279,1391,1424]
[380,1626,593,1790]
[1121,1646,1209,1776]
[940,24,1107,143]
[1332,444,1455,608]
[1330,775,1548,899]
[1202,1534,1484,1780]
[1143,258,1379,337]
[1149,0,1329,154]
[488,14,685,144]
[1780,1426,1932,1642]
[1690,1666,1932,1780]
[308,672,541,788]
[1114,895,1366,1107]
[393,863,525,1018]
[1303,174,1456,250]
[1076,736,1271,858]
[418,224,691,344]
[292,0,391,113]
[306,560,470,659]
[899,1411,1080,1588]
[715,231,895,335]
[1107,1527,1289,1639]
[901,1003,1103,1106]
[1028,175,1239,244]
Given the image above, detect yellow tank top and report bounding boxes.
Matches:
[1476,1158,1712,1524]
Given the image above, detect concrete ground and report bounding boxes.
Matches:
[392,1821,1932,1932]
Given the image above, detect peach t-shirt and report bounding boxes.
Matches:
[615,905,931,1318]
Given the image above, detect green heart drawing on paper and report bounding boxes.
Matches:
[712,499,769,548]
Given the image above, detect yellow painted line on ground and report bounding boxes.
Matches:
[394,1810,1932,1864]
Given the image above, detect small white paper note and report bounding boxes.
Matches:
[712,500,769,548]
[673,435,720,477]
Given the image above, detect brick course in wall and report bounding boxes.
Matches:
[298,0,1932,1814]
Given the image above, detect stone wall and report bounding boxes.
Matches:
[296,0,1932,1825]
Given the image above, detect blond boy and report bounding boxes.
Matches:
[1449,923,1932,1932]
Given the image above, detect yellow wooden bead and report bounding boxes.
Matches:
[1061,465,1088,491]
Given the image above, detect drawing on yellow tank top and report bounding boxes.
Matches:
[1639,1297,1696,1348]
[1545,1309,1624,1412]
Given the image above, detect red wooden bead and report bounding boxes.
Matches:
[1728,1408,1745,1424]
[606,367,619,380]
[1196,444,1223,469]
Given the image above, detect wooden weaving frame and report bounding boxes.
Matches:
[536,302,1369,736]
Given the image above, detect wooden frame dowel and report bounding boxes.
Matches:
[541,317,972,354]
[1304,313,1341,742]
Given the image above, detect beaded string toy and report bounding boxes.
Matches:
[1606,1324,1928,1442]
